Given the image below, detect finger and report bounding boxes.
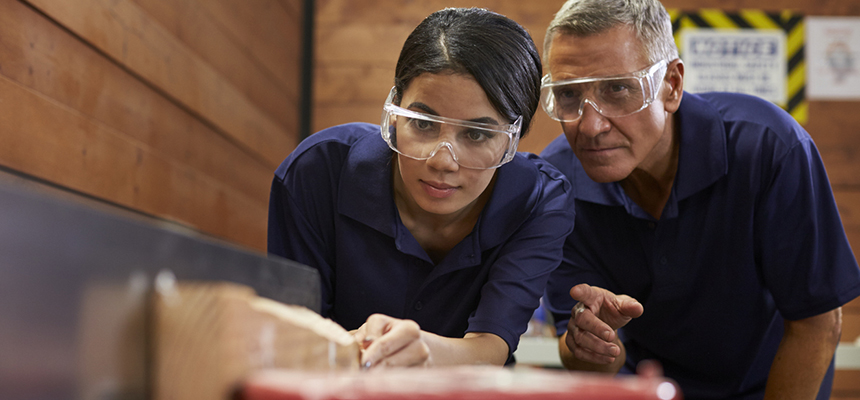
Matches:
[569,283,596,305]
[571,303,615,343]
[572,322,620,358]
[372,337,431,368]
[361,314,393,343]
[617,295,644,319]
[565,328,617,365]
[352,326,367,345]
[361,319,422,368]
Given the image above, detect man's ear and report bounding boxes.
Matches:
[663,59,684,113]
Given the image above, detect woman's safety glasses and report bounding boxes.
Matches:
[380,87,521,170]
[540,60,668,122]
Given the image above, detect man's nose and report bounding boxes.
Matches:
[576,100,611,138]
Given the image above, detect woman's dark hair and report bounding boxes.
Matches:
[393,8,542,138]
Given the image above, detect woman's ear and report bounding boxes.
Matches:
[663,59,684,113]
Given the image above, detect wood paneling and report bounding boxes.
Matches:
[25,0,296,168]
[131,0,301,132]
[834,369,860,400]
[0,0,303,251]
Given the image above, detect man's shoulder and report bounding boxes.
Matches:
[539,134,577,169]
[693,92,802,137]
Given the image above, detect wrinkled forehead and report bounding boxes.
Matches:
[546,27,651,80]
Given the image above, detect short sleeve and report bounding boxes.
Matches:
[756,137,860,320]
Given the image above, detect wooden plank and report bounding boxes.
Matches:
[316,0,505,24]
[834,369,860,397]
[24,0,295,169]
[312,104,380,134]
[661,0,860,15]
[131,0,300,132]
[314,23,410,66]
[152,282,359,400]
[806,102,860,187]
[846,297,860,315]
[190,0,303,93]
[834,191,860,270]
[0,0,273,204]
[843,312,860,344]
[520,112,563,155]
[0,73,267,250]
[314,65,393,104]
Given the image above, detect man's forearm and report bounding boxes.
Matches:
[764,309,842,400]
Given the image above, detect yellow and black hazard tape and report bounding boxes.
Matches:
[668,9,806,124]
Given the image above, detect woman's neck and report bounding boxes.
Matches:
[392,166,495,264]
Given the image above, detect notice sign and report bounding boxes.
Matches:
[806,17,860,100]
[681,29,787,106]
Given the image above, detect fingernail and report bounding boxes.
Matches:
[603,331,612,341]
[610,345,620,356]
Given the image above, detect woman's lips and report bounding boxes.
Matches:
[421,180,458,198]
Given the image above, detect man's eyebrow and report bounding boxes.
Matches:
[406,102,501,125]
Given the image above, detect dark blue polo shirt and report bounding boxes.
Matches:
[541,92,860,399]
[268,122,575,359]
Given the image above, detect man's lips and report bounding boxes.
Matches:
[421,180,458,198]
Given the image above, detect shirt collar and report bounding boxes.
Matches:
[574,92,728,208]
[338,133,398,237]
[338,133,535,254]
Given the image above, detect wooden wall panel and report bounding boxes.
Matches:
[25,0,296,168]
[0,0,304,251]
[131,0,301,133]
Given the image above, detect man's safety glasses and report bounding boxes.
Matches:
[540,60,668,122]
[380,87,521,170]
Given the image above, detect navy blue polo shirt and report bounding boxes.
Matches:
[268,122,575,358]
[541,92,860,399]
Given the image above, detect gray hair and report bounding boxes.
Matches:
[544,0,679,65]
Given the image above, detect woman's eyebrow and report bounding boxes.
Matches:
[406,102,501,125]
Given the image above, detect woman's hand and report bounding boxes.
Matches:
[353,314,432,369]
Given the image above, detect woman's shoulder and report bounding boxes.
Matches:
[494,152,574,212]
[275,123,379,179]
[507,152,572,190]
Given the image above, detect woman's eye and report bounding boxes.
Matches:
[466,129,494,142]
[413,119,434,130]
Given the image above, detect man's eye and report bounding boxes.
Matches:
[558,88,581,100]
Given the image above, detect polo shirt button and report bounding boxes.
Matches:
[660,256,668,265]
[648,222,656,230]
[414,301,423,311]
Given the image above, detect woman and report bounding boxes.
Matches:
[267,8,574,368]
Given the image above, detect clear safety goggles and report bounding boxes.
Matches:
[380,87,521,170]
[540,60,668,122]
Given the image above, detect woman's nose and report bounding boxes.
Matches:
[425,142,460,171]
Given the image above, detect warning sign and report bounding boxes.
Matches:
[669,9,806,124]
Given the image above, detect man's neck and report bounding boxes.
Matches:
[619,119,680,220]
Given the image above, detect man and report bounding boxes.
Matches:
[539,0,860,399]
